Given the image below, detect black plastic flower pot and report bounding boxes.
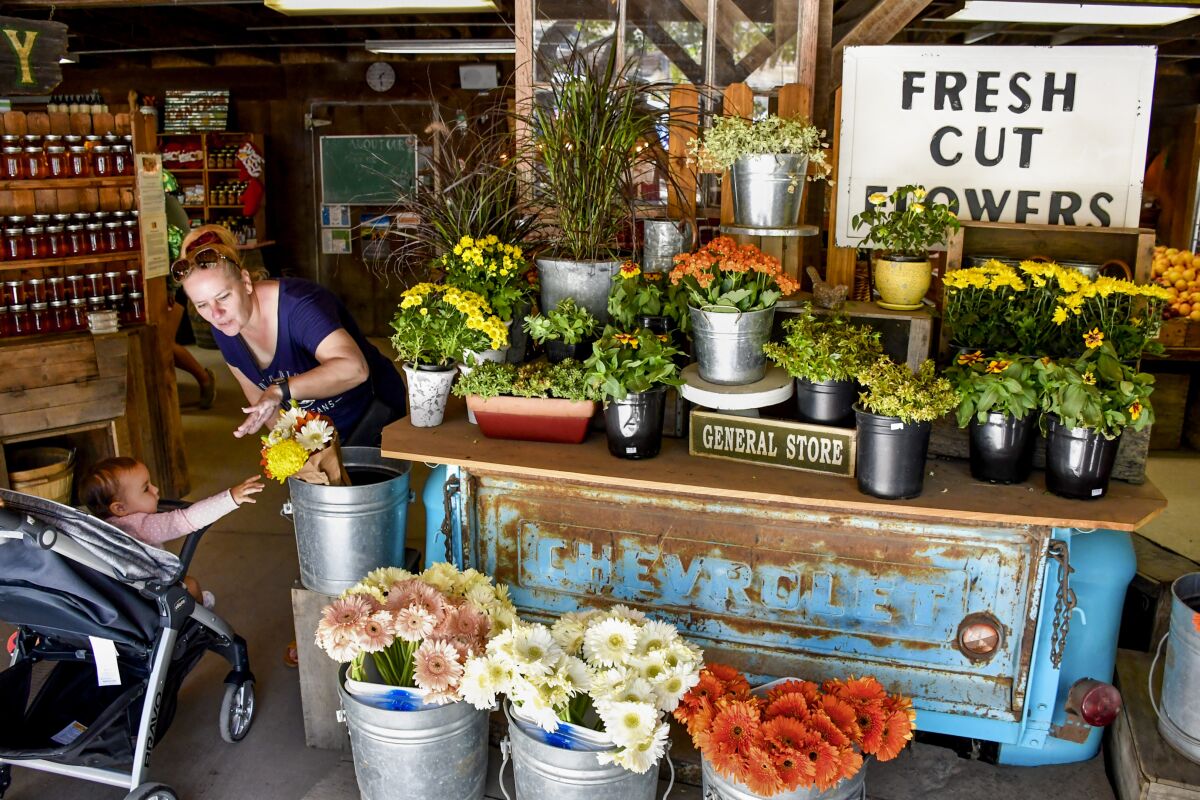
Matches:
[854,406,932,500]
[1044,415,1122,500]
[796,379,857,427]
[604,388,667,460]
[638,315,673,335]
[545,340,593,364]
[968,411,1036,484]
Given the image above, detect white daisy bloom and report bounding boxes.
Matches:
[265,426,292,446]
[459,657,500,710]
[606,604,647,624]
[278,403,307,430]
[297,419,334,452]
[583,617,640,667]
[651,665,701,712]
[588,667,628,703]
[512,679,561,732]
[551,615,587,655]
[597,721,669,773]
[558,655,592,695]
[420,562,459,593]
[596,700,657,749]
[634,651,669,683]
[465,582,496,609]
[614,676,656,705]
[635,621,679,655]
[511,624,561,676]
[363,567,412,592]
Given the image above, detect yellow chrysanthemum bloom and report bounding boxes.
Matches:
[1052,307,1068,325]
[264,439,310,483]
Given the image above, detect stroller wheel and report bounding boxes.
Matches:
[220,679,256,743]
[0,764,10,798]
[125,782,178,800]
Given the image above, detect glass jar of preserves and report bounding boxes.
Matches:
[91,145,112,177]
[105,294,123,314]
[125,269,142,293]
[45,145,67,177]
[9,304,30,336]
[67,145,90,178]
[3,228,27,260]
[112,145,131,176]
[4,280,24,305]
[126,291,145,323]
[22,146,45,180]
[103,271,122,295]
[103,222,122,252]
[51,212,70,224]
[46,276,65,302]
[21,134,41,147]
[25,226,47,259]
[1,147,21,179]
[49,300,69,332]
[84,272,104,298]
[123,220,139,250]
[85,222,105,254]
[70,211,90,224]
[0,305,9,338]
[103,133,120,147]
[68,298,87,329]
[87,296,105,314]
[25,278,46,304]
[65,224,86,256]
[29,302,49,334]
[65,274,85,300]
[45,225,66,257]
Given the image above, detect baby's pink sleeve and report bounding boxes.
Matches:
[109,491,240,546]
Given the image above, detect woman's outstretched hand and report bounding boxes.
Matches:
[234,384,283,438]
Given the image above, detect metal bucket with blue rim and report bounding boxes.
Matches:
[1151,572,1200,765]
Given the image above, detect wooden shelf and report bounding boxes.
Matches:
[209,205,244,210]
[169,168,205,174]
[0,250,140,273]
[0,176,135,191]
[207,168,241,173]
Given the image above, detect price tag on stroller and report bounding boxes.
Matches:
[87,636,121,686]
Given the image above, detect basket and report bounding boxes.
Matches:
[7,447,76,505]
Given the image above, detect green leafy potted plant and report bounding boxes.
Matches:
[452,360,598,444]
[670,236,799,385]
[523,298,600,363]
[689,113,830,228]
[946,352,1040,484]
[855,358,958,499]
[584,327,683,459]
[851,184,961,311]
[1034,330,1155,499]
[763,306,882,427]
[607,261,689,338]
[389,283,508,427]
[527,41,675,322]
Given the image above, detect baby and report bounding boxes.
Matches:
[80,456,264,608]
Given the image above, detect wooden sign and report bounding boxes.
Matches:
[689,410,857,478]
[0,16,67,96]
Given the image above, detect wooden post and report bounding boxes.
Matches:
[825,86,858,291]
[719,84,753,227]
[667,84,699,222]
[778,82,812,285]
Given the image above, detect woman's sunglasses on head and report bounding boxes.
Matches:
[170,248,237,282]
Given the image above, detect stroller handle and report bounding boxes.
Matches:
[0,505,59,548]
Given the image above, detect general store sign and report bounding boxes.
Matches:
[0,16,67,96]
[835,45,1156,247]
[689,410,856,477]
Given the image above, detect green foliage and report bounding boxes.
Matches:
[583,327,683,400]
[523,298,600,345]
[850,185,961,258]
[607,263,690,333]
[762,306,882,383]
[389,283,508,367]
[452,359,597,402]
[857,358,958,423]
[1034,341,1156,439]
[669,236,798,312]
[688,114,831,179]
[945,353,1039,428]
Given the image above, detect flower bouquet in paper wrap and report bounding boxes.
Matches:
[315,563,520,704]
[259,402,349,486]
[461,605,704,773]
[674,664,915,797]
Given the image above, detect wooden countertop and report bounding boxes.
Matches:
[382,401,1166,532]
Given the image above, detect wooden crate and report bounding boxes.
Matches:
[291,585,351,752]
[777,295,933,372]
[1159,319,1190,348]
[1109,649,1200,800]
[1149,373,1190,451]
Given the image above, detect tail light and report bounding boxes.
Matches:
[1067,679,1122,728]
[957,613,1004,661]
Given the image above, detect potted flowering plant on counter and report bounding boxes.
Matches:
[438,234,534,325]
[946,353,1039,485]
[452,360,599,444]
[671,236,800,385]
[851,185,960,311]
[316,563,519,800]
[674,664,914,799]
[608,261,690,339]
[689,114,830,228]
[462,605,703,796]
[942,260,1026,353]
[389,283,509,427]
[584,327,683,459]
[523,297,600,364]
[855,358,957,500]
[1035,331,1156,499]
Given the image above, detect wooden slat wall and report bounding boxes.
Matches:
[825,86,858,291]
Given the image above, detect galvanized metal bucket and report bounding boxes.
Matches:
[688,305,775,385]
[537,257,621,323]
[730,154,809,229]
[337,668,489,800]
[701,756,865,800]
[1152,572,1200,764]
[500,703,661,800]
[642,219,695,273]
[284,447,412,595]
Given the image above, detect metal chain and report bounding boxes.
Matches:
[440,474,460,566]
[1047,540,1077,669]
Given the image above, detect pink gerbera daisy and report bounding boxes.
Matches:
[355,611,395,652]
[413,639,464,694]
[320,595,376,639]
[394,604,436,642]
[387,580,449,626]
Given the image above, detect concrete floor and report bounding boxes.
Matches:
[6,344,1197,799]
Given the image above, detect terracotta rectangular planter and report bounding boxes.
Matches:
[466,395,596,444]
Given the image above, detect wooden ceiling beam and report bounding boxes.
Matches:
[832,0,934,83]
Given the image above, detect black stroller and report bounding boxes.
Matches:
[0,488,256,800]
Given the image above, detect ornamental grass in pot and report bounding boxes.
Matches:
[689,114,830,229]
[854,358,957,500]
[584,327,683,459]
[946,353,1039,484]
[763,305,882,427]
[851,185,961,311]
[523,297,600,363]
[451,359,598,444]
[670,237,799,385]
[1034,330,1155,500]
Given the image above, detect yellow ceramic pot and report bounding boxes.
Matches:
[874,255,932,310]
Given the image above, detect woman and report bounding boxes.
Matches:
[175,225,406,446]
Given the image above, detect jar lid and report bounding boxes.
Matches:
[64,135,81,143]
[46,225,64,233]
[21,134,40,142]
[66,274,83,281]
[85,135,100,142]
[104,222,121,229]
[113,145,130,152]
[71,212,90,219]
[27,278,45,285]
[4,280,23,286]
[85,272,103,278]
[69,145,87,153]
[105,294,121,301]
[103,271,121,277]
[70,298,87,306]
[10,304,28,311]
[93,145,111,153]
[123,219,138,226]
[85,222,102,229]
[1,134,17,142]
[47,276,64,283]
[44,134,62,142]
[49,300,67,308]
[93,211,110,218]
[2,146,21,154]
[23,146,42,153]
[4,227,24,234]
[66,224,83,231]
[24,226,45,233]
[31,214,49,221]
[46,146,65,154]
[51,213,70,221]
[112,210,127,218]
[30,302,48,310]
[129,291,143,299]
[126,269,140,275]
[7,215,26,222]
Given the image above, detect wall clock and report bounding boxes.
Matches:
[366,61,396,93]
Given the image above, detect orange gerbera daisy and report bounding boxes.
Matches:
[767,679,820,704]
[837,747,864,781]
[765,692,811,721]
[762,716,809,751]
[690,672,728,705]
[882,692,917,725]
[743,745,785,796]
[821,695,860,738]
[707,744,748,782]
[832,675,887,703]
[705,662,743,684]
[772,747,812,791]
[875,708,915,761]
[1193,612,1200,635]
[797,732,843,791]
[855,703,886,753]
[679,698,715,739]
[807,710,850,749]
[710,700,761,755]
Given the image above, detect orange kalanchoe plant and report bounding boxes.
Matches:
[674,664,915,797]
[670,236,800,313]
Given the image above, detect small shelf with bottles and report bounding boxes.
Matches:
[158,131,266,246]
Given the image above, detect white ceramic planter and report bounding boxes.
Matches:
[403,363,457,428]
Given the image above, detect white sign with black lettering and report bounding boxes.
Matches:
[835,45,1157,247]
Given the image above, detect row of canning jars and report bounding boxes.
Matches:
[0,291,144,337]
[1,212,140,261]
[0,133,134,180]
[4,269,142,305]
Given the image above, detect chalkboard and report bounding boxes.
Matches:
[319,135,417,205]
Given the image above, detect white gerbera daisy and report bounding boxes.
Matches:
[278,403,306,430]
[598,721,669,773]
[635,620,679,655]
[558,655,592,695]
[551,615,587,655]
[607,604,647,624]
[583,617,639,667]
[596,700,657,749]
[614,676,656,705]
[651,665,700,712]
[297,419,334,452]
[265,426,292,446]
[511,624,560,676]
[634,651,669,683]
[511,678,561,732]
[460,656,501,710]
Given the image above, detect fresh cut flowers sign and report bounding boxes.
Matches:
[835,45,1156,247]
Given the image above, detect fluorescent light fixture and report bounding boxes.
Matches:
[267,0,497,13]
[366,39,516,54]
[59,54,76,64]
[945,1,1200,25]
